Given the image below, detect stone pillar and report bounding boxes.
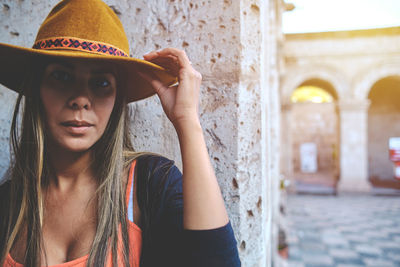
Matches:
[280,103,293,184]
[337,99,371,192]
[237,1,277,266]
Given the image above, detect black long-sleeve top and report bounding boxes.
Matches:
[135,155,241,267]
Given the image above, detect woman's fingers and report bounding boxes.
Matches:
[144,48,192,69]
[144,48,202,85]
[156,48,191,68]
[144,48,201,87]
[141,48,202,125]
[138,70,179,122]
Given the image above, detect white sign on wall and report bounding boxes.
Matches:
[389,137,400,162]
[300,142,318,173]
[395,165,400,178]
[389,137,400,150]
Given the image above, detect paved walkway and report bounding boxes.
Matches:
[286,194,400,267]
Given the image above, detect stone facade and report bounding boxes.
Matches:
[282,27,400,192]
[0,0,284,266]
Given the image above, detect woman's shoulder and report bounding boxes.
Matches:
[133,154,183,234]
[135,153,175,167]
[135,153,181,182]
[134,153,183,207]
[0,178,11,197]
[0,179,11,217]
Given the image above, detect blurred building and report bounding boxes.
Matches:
[0,0,285,266]
[280,27,400,193]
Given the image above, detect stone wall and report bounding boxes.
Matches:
[0,0,58,179]
[0,0,283,265]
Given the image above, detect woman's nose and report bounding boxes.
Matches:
[67,85,92,110]
[68,96,91,110]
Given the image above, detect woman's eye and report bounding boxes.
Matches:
[51,70,72,82]
[95,79,111,88]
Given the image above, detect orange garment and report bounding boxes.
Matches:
[4,161,142,267]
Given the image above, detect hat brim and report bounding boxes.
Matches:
[0,43,177,102]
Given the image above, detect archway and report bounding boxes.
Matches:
[289,79,340,194]
[368,76,400,189]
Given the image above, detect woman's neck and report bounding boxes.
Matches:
[47,146,96,192]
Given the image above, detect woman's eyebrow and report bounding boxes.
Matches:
[45,59,116,75]
[47,59,74,69]
[91,67,117,76]
[92,69,115,74]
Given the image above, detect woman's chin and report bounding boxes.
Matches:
[54,139,96,153]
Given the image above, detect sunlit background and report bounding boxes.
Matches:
[291,86,333,103]
[280,1,400,267]
[283,0,400,33]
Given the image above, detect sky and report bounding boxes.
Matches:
[282,0,400,33]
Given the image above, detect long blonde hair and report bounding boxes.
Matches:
[0,59,143,267]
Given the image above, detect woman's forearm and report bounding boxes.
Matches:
[175,118,229,230]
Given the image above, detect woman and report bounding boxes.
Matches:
[0,0,240,266]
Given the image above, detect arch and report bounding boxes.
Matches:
[295,79,338,101]
[281,64,343,193]
[353,62,400,100]
[281,64,348,104]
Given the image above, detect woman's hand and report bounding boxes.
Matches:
[139,48,202,129]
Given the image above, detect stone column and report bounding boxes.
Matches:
[280,103,293,184]
[110,0,280,266]
[337,99,371,192]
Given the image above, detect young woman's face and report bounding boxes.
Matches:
[40,59,117,153]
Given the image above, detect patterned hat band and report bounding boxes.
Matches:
[33,37,129,57]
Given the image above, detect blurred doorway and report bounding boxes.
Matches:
[368,76,400,189]
[290,79,340,194]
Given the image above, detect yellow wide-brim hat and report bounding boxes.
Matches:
[0,0,177,102]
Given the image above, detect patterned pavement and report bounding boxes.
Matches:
[285,194,400,267]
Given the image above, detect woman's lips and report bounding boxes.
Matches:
[61,120,94,134]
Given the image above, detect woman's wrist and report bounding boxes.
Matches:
[172,115,202,135]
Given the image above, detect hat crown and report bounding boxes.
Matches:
[0,0,176,102]
[35,0,129,54]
